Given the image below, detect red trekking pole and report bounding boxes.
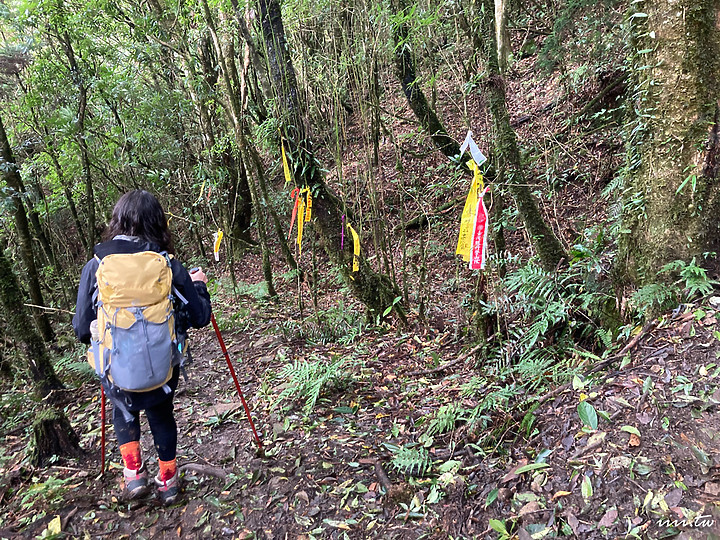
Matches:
[211,313,263,449]
[100,385,106,474]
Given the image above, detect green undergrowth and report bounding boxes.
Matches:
[276,300,367,346]
[268,352,356,414]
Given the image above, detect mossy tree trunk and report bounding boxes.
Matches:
[390,0,461,159]
[257,0,404,320]
[31,408,83,466]
[0,239,63,396]
[476,0,567,272]
[618,0,720,282]
[0,114,55,342]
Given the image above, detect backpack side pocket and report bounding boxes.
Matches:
[109,314,174,392]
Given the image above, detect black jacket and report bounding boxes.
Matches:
[72,238,212,410]
[73,238,211,343]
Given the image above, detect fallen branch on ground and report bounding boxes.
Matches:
[179,463,228,480]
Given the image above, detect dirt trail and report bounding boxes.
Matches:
[3,279,720,538]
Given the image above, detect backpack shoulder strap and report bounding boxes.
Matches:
[160,253,189,305]
[92,255,102,307]
[173,286,189,305]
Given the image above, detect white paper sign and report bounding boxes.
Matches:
[459,130,487,166]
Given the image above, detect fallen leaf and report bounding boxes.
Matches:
[518,501,541,517]
[621,425,641,437]
[515,463,551,474]
[47,516,61,535]
[629,433,641,447]
[324,519,351,530]
[704,483,720,496]
[581,475,593,500]
[501,459,528,484]
[598,508,618,527]
[552,491,572,500]
[518,528,533,540]
[664,488,683,507]
[566,513,579,536]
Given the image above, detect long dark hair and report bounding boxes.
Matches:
[104,190,175,254]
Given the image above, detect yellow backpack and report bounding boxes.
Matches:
[87,251,180,392]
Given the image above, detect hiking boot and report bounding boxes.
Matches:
[154,468,180,506]
[123,464,149,499]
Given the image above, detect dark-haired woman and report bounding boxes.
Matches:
[73,190,211,504]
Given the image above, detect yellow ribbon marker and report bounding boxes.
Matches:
[280,138,292,185]
[347,223,360,273]
[213,229,224,261]
[456,159,485,262]
[297,197,306,256]
[304,189,312,222]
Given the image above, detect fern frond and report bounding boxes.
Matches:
[426,403,465,436]
[391,445,431,477]
[274,356,351,414]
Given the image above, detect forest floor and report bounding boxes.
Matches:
[2,270,720,539]
[2,41,720,540]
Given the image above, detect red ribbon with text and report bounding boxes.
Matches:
[469,186,491,270]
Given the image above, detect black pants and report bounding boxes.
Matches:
[112,396,177,462]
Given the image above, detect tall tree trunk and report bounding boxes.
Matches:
[619,0,720,281]
[46,145,87,251]
[0,238,63,396]
[196,32,254,244]
[57,30,96,256]
[390,0,460,158]
[26,176,57,267]
[494,0,511,73]
[200,0,277,296]
[0,115,55,342]
[257,0,404,320]
[476,0,567,272]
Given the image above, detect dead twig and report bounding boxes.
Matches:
[569,439,604,461]
[23,303,75,315]
[407,343,486,377]
[61,507,78,530]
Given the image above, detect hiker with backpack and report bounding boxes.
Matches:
[72,190,212,505]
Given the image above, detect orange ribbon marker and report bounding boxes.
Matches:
[288,188,301,241]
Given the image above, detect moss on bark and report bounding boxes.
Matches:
[0,241,63,397]
[619,0,720,282]
[477,0,567,272]
[31,408,83,466]
[391,0,461,158]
